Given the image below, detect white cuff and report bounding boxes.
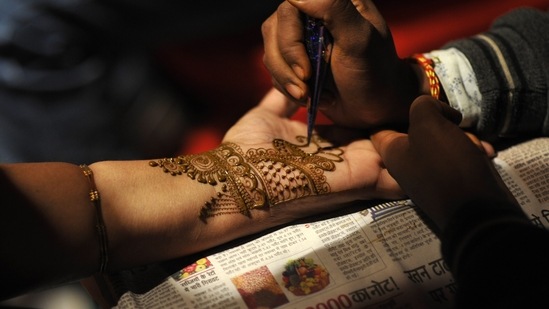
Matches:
[424,48,482,128]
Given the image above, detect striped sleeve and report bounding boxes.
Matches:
[443,7,549,142]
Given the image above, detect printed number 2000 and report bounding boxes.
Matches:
[305,294,353,309]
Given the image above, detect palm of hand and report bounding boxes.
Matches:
[223,89,403,202]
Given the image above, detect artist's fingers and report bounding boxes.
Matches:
[287,0,390,54]
[262,4,308,102]
[370,129,408,161]
[375,168,406,199]
[465,133,496,158]
[348,0,390,35]
[481,141,496,158]
[275,2,311,83]
[410,96,495,157]
[258,88,301,118]
[408,96,462,130]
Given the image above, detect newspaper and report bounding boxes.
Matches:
[113,138,549,309]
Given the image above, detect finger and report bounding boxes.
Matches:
[275,2,311,82]
[370,129,408,164]
[409,95,462,127]
[375,169,407,199]
[408,96,493,161]
[439,102,463,125]
[262,5,308,102]
[258,88,301,118]
[465,132,482,151]
[429,101,495,158]
[465,133,496,158]
[287,0,389,53]
[270,75,304,106]
[481,141,496,158]
[348,0,392,40]
[408,96,497,157]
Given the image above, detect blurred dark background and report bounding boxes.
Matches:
[0,0,280,164]
[1,0,548,308]
[2,0,549,164]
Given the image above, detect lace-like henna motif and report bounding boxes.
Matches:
[149,136,343,221]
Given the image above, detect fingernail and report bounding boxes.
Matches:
[285,83,304,101]
[292,64,305,80]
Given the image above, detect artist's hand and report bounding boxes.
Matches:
[223,88,404,211]
[371,96,516,230]
[262,0,419,128]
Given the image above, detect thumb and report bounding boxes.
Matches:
[370,129,409,168]
[409,96,495,157]
[408,95,462,128]
[258,88,301,118]
[286,0,389,39]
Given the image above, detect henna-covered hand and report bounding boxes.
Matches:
[0,91,403,297]
[151,89,404,221]
[150,137,342,221]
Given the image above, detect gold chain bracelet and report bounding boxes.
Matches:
[79,164,109,273]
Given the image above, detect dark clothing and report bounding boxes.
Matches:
[0,0,280,163]
[442,8,549,307]
[446,8,549,142]
[441,199,549,307]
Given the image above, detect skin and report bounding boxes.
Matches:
[0,88,404,300]
[371,95,519,231]
[262,0,505,230]
[261,3,543,307]
[262,0,425,128]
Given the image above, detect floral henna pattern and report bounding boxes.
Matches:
[149,135,343,222]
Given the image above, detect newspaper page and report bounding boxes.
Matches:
[113,138,549,309]
[492,138,549,228]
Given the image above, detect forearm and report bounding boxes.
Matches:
[0,160,288,299]
[0,163,98,298]
[0,160,248,295]
[0,132,362,299]
[89,159,284,269]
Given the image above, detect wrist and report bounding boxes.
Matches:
[387,59,422,124]
[408,61,431,98]
[407,54,449,104]
[88,160,216,269]
[407,54,441,99]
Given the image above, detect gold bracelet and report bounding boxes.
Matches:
[408,53,441,100]
[79,164,109,273]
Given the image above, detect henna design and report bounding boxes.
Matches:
[149,135,343,222]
